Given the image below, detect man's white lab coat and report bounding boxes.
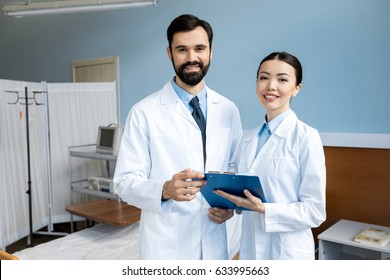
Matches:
[238,111,326,259]
[114,82,242,259]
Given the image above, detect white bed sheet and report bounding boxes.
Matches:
[14,222,140,260]
[14,215,242,260]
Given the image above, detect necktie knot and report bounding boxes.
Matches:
[189,96,201,110]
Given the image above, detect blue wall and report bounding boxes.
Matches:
[0,0,389,132]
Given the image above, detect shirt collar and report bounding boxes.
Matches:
[171,78,207,111]
[260,109,292,134]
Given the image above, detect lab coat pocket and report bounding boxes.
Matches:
[280,230,314,259]
[150,132,199,173]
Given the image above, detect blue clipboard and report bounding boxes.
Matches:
[200,172,266,211]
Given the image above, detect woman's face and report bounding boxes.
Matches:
[256,59,302,121]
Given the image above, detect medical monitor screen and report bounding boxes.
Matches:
[99,128,115,148]
[96,126,122,154]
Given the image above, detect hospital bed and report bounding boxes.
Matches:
[13,215,241,260]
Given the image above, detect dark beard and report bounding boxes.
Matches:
[173,60,210,86]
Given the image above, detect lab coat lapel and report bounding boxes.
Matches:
[160,82,198,128]
[272,111,297,138]
[203,89,223,171]
[243,128,261,171]
[246,112,298,171]
[204,87,222,135]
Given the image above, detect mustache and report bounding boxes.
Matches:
[180,61,203,69]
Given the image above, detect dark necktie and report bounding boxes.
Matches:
[189,96,207,165]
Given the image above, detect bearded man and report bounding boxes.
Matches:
[114,14,242,260]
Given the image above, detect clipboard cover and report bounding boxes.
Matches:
[200,172,266,210]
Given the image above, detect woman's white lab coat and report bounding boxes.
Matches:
[238,111,326,259]
[114,82,242,260]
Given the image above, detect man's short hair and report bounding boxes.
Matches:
[167,14,213,50]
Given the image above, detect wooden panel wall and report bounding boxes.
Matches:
[313,147,390,240]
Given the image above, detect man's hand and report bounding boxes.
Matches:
[208,207,234,224]
[162,168,206,201]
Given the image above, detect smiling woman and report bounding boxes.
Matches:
[215,51,326,260]
[256,52,302,122]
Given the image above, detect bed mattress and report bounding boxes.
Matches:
[14,214,241,260]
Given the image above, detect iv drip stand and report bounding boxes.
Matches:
[24,86,33,247]
[6,85,68,247]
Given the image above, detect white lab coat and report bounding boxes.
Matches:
[238,111,326,259]
[114,81,242,260]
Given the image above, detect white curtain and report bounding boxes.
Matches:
[0,80,117,249]
[0,80,48,249]
[47,82,118,223]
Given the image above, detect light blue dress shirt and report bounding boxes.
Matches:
[256,109,292,155]
[171,79,207,120]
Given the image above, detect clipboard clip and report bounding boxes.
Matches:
[207,171,235,174]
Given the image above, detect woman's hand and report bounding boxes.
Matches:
[214,189,265,213]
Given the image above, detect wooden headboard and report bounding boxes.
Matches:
[313,146,390,240]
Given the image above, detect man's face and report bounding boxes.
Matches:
[168,26,212,87]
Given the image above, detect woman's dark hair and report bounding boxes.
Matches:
[257,52,302,86]
[167,14,213,51]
